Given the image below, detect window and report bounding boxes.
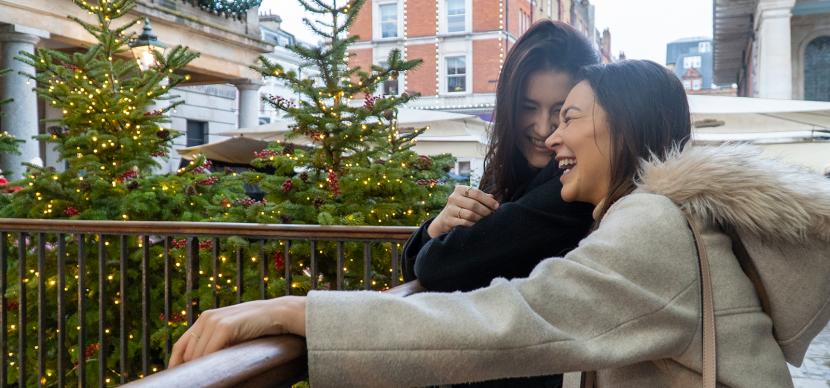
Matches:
[805,36,830,101]
[691,79,702,91]
[186,120,207,147]
[379,3,398,38]
[446,0,465,33]
[379,61,399,95]
[698,41,711,53]
[682,80,692,90]
[683,56,702,69]
[457,161,471,176]
[446,56,466,93]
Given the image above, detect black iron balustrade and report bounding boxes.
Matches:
[0,218,416,387]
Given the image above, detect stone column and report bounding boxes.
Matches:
[755,0,796,99]
[0,26,46,179]
[236,81,262,130]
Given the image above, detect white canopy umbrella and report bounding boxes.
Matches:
[688,95,830,172]
[176,136,269,164]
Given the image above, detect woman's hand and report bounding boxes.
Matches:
[427,185,500,238]
[168,296,306,368]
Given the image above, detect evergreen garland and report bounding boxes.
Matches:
[183,0,262,20]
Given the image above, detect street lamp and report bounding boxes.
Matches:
[129,17,167,71]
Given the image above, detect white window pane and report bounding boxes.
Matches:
[380,4,397,38]
[447,0,465,32]
[446,56,465,75]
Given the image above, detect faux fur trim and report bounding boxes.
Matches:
[636,144,830,243]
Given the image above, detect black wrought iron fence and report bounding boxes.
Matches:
[0,218,416,387]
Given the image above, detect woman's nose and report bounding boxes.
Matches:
[545,126,562,150]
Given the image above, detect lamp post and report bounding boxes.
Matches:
[129,17,167,71]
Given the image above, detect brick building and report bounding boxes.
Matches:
[347,0,610,119]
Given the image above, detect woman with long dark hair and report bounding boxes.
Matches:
[402,19,599,293]
[170,60,830,387]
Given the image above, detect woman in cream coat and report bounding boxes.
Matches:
[169,60,830,388]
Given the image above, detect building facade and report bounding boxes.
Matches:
[0,0,272,177]
[346,0,610,115]
[713,0,830,100]
[666,37,714,91]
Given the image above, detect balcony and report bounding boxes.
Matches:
[0,218,417,386]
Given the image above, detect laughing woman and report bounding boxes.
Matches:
[169,60,830,387]
[403,19,598,293]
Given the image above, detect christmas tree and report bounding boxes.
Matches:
[236,0,453,290]
[0,0,249,221]
[0,1,249,384]
[246,0,451,227]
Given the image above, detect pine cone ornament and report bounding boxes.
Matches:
[79,180,91,192]
[156,129,170,140]
[126,180,139,190]
[185,185,197,196]
[299,172,309,183]
[383,110,395,121]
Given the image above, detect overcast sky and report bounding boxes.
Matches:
[260,0,714,64]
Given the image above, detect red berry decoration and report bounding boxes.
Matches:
[282,178,293,193]
[415,155,433,170]
[151,150,167,157]
[171,239,187,249]
[198,175,219,186]
[64,207,79,216]
[254,149,278,159]
[199,240,214,251]
[326,169,341,197]
[363,94,378,110]
[273,251,285,272]
[84,343,101,358]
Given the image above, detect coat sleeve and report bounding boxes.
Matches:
[306,194,701,388]
[401,218,435,282]
[413,178,593,292]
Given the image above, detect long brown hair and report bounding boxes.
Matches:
[480,20,598,201]
[580,60,692,222]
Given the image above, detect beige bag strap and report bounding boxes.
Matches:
[682,209,717,388]
[580,210,717,388]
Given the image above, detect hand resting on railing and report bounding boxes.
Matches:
[126,280,424,387]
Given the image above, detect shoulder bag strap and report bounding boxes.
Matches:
[580,210,717,388]
[682,209,717,388]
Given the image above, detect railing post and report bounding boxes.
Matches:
[77,234,86,388]
[119,236,127,384]
[97,235,106,388]
[0,232,7,387]
[186,237,200,326]
[141,235,150,378]
[37,233,46,387]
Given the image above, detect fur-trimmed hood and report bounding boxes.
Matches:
[636,144,830,365]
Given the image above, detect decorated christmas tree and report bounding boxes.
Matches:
[0,0,246,221]
[244,0,452,227]
[229,0,453,290]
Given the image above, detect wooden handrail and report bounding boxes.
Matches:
[121,280,425,387]
[0,218,418,240]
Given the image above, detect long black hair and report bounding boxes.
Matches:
[480,20,598,201]
[579,60,692,221]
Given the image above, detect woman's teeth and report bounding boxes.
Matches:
[558,158,576,169]
[530,137,546,148]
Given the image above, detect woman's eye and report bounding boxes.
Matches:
[522,105,536,111]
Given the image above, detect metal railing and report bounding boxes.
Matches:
[121,281,425,388]
[0,218,417,387]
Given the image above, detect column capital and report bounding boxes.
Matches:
[0,24,49,44]
[233,80,265,90]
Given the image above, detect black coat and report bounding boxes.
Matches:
[403,160,594,292]
[401,161,593,387]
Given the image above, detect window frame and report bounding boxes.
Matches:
[375,1,400,40]
[444,55,468,94]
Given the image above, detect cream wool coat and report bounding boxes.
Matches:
[306,145,830,387]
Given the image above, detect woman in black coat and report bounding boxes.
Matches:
[404,20,598,292]
[401,20,598,387]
